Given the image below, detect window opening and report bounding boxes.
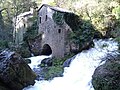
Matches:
[24,23,25,27]
[58,29,61,33]
[40,17,41,23]
[45,15,47,21]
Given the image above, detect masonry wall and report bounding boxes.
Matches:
[38,6,71,58]
[14,14,33,45]
[14,17,26,44]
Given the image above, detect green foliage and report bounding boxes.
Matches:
[70,0,120,38]
[64,13,95,48]
[52,11,64,25]
[0,0,38,45]
[112,6,120,19]
[113,19,120,50]
[64,13,80,31]
[0,40,9,50]
[40,66,63,80]
[23,16,38,41]
[92,59,120,90]
[52,53,75,66]
[114,36,120,50]
[40,54,75,80]
[13,42,31,58]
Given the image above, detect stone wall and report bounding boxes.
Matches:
[38,6,71,58]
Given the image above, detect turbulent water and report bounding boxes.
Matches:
[23,39,119,90]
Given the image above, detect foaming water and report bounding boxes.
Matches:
[28,55,52,69]
[23,39,119,90]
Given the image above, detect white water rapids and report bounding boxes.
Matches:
[23,39,119,90]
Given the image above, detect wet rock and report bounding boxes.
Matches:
[32,68,44,81]
[24,58,31,64]
[0,49,36,90]
[70,40,94,54]
[27,35,42,56]
[92,55,120,90]
[40,58,52,67]
[63,55,76,67]
[39,66,63,80]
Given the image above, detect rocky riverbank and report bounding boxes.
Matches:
[92,54,120,90]
[0,49,36,90]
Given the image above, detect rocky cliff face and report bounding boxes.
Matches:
[0,49,36,90]
[92,55,120,90]
[26,35,42,56]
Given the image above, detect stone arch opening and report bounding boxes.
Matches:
[40,44,52,55]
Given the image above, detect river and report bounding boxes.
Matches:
[23,39,119,90]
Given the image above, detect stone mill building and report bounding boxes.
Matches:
[13,9,33,45]
[38,4,72,58]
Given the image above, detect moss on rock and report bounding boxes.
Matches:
[39,54,75,80]
[0,50,36,90]
[92,55,120,90]
[40,66,64,80]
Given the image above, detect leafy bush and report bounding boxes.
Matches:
[0,40,9,50]
[39,53,75,80]
[92,56,120,90]
[23,16,38,41]
[52,53,75,66]
[52,11,64,25]
[112,6,120,19]
[40,66,64,80]
[10,42,31,58]
[64,13,80,31]
[64,13,95,51]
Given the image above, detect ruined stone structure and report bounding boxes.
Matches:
[38,4,72,58]
[13,9,33,45]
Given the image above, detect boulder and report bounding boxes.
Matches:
[40,58,53,67]
[27,35,42,56]
[0,49,36,90]
[63,55,76,67]
[70,40,94,54]
[92,55,120,90]
[15,44,31,58]
[38,66,63,80]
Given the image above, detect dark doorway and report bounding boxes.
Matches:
[58,29,61,33]
[40,44,52,55]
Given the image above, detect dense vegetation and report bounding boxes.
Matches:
[64,13,95,52]
[0,0,120,83]
[39,54,75,80]
[0,0,119,49]
[0,0,120,50]
[53,11,95,53]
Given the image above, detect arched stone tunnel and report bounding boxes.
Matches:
[40,44,52,55]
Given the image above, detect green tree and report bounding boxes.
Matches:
[112,6,120,19]
[0,0,38,42]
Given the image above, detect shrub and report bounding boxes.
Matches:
[0,40,9,50]
[64,13,95,51]
[39,53,75,80]
[52,11,64,25]
[40,66,64,80]
[23,17,38,41]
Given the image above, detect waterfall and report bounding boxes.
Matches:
[23,39,119,90]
